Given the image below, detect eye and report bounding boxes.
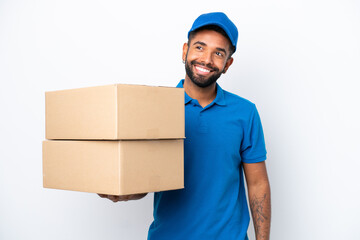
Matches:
[215,52,224,57]
[195,45,203,50]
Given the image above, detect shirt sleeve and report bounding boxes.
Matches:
[240,104,267,163]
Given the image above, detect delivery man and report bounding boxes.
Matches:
[99,12,271,240]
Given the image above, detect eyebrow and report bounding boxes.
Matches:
[193,41,227,55]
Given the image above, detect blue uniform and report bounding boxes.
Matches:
[148,80,267,240]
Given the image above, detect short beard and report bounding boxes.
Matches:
[185,59,223,88]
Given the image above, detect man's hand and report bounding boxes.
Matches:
[98,193,147,202]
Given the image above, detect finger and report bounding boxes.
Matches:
[108,195,120,202]
[118,195,130,201]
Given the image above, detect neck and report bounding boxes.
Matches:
[183,76,217,108]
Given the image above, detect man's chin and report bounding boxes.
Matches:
[190,78,217,88]
[185,61,222,88]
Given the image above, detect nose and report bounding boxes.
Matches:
[199,50,213,65]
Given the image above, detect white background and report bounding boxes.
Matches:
[1,0,359,239]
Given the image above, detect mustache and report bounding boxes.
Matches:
[190,60,219,72]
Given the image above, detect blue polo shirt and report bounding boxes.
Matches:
[148,80,267,240]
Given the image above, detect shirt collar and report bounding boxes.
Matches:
[176,80,192,104]
[176,79,227,106]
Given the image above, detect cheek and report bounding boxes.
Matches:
[186,50,201,60]
[214,59,227,70]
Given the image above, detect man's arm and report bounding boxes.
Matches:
[243,161,271,240]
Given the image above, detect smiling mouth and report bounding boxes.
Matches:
[194,65,212,75]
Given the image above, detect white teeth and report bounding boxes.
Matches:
[195,66,210,73]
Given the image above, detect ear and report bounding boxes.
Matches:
[182,43,188,62]
[223,57,234,74]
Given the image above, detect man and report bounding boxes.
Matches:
[99,12,271,240]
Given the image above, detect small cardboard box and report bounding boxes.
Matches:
[43,140,184,195]
[45,84,184,140]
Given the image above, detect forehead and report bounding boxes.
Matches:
[190,29,231,50]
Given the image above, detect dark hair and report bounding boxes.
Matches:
[188,25,235,58]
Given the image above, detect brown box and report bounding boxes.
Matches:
[43,140,184,195]
[45,84,184,140]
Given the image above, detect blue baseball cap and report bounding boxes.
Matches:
[188,12,238,52]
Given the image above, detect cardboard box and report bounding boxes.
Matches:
[45,84,184,140]
[43,140,184,195]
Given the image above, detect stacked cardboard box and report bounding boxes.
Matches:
[43,84,185,195]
